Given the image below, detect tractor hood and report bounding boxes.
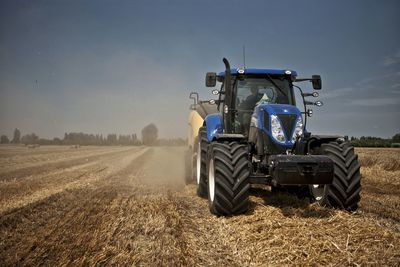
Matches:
[259,103,301,116]
[253,104,303,148]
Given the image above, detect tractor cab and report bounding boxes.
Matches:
[220,70,296,136]
[209,68,301,140]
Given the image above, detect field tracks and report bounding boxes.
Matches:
[0,146,399,266]
[0,147,149,216]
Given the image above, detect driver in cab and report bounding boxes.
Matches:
[239,85,262,111]
[238,85,264,135]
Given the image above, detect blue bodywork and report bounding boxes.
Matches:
[205,114,223,142]
[206,67,302,148]
[254,104,302,148]
[204,104,303,147]
[218,68,297,77]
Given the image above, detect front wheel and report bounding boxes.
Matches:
[207,142,250,216]
[309,141,361,211]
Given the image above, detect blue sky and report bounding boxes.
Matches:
[0,0,399,139]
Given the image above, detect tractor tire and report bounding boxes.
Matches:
[196,127,208,198]
[184,148,193,185]
[309,141,361,211]
[207,142,250,216]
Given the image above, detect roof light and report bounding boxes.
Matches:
[285,70,292,75]
[237,69,245,74]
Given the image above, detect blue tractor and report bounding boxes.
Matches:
[195,58,361,216]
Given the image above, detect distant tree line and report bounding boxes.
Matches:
[347,133,400,148]
[0,127,398,147]
[0,124,186,146]
[62,132,141,146]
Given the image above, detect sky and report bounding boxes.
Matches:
[0,0,399,139]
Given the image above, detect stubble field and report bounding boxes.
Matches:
[0,145,399,266]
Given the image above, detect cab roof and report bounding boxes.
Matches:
[217,68,297,77]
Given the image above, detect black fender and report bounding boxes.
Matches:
[306,135,344,153]
[213,134,246,142]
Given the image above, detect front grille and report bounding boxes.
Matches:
[277,114,297,138]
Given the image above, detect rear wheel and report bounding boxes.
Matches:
[184,148,192,184]
[196,127,208,198]
[184,148,196,184]
[207,142,250,216]
[309,141,361,211]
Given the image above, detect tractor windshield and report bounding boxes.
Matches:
[234,76,294,135]
[235,76,293,111]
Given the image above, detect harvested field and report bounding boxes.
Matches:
[0,146,399,266]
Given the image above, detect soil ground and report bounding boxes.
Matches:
[0,145,399,266]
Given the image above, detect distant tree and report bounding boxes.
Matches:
[107,134,117,145]
[21,133,39,145]
[1,135,9,144]
[53,137,62,145]
[132,133,139,145]
[141,123,158,145]
[393,133,400,143]
[12,128,21,143]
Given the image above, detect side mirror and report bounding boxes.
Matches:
[206,72,217,87]
[312,75,322,90]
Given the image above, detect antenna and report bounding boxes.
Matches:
[242,45,246,69]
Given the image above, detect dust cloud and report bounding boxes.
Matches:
[134,147,186,193]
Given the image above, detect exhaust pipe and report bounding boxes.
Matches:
[222,58,234,133]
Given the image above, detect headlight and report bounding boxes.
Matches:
[291,116,303,143]
[270,115,286,143]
